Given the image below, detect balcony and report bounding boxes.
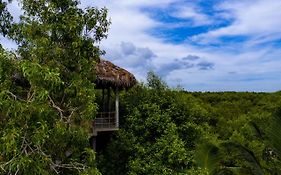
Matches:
[94,112,118,129]
[93,112,119,135]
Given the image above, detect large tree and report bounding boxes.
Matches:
[0,0,110,174]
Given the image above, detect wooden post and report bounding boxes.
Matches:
[93,136,97,151]
[102,88,105,112]
[107,88,110,112]
[115,88,119,128]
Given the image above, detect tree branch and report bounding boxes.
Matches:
[48,95,64,119]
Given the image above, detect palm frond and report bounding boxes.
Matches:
[195,143,221,174]
[268,110,281,157]
[222,142,264,175]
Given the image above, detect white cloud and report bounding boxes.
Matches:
[193,0,281,45]
[0,37,17,50]
[170,5,213,26]
[84,0,178,8]
[82,0,281,91]
[1,0,281,91]
[7,0,22,22]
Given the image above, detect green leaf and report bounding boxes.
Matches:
[195,143,221,175]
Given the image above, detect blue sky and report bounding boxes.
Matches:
[2,0,281,91]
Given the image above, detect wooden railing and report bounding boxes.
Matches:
[93,112,117,129]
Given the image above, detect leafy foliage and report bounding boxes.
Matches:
[1,1,281,174]
[268,108,281,157]
[195,143,221,175]
[98,72,210,174]
[97,73,281,175]
[0,0,110,174]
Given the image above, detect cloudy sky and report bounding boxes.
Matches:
[2,0,281,91]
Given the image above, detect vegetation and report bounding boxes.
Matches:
[97,72,281,175]
[0,0,109,174]
[1,0,281,175]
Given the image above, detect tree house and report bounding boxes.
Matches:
[92,59,136,149]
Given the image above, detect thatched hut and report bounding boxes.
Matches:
[12,58,136,139]
[93,58,137,136]
[95,58,137,90]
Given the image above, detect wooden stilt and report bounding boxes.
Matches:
[90,136,97,151]
[115,88,119,128]
[107,88,110,112]
[102,89,105,112]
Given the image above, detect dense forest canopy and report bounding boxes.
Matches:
[1,0,281,175]
[96,74,281,175]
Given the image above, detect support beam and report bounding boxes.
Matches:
[107,88,110,112]
[91,136,97,151]
[115,88,119,128]
[102,89,105,112]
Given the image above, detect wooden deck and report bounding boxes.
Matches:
[93,112,118,135]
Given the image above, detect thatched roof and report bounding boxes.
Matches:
[95,59,137,90]
[12,58,137,90]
